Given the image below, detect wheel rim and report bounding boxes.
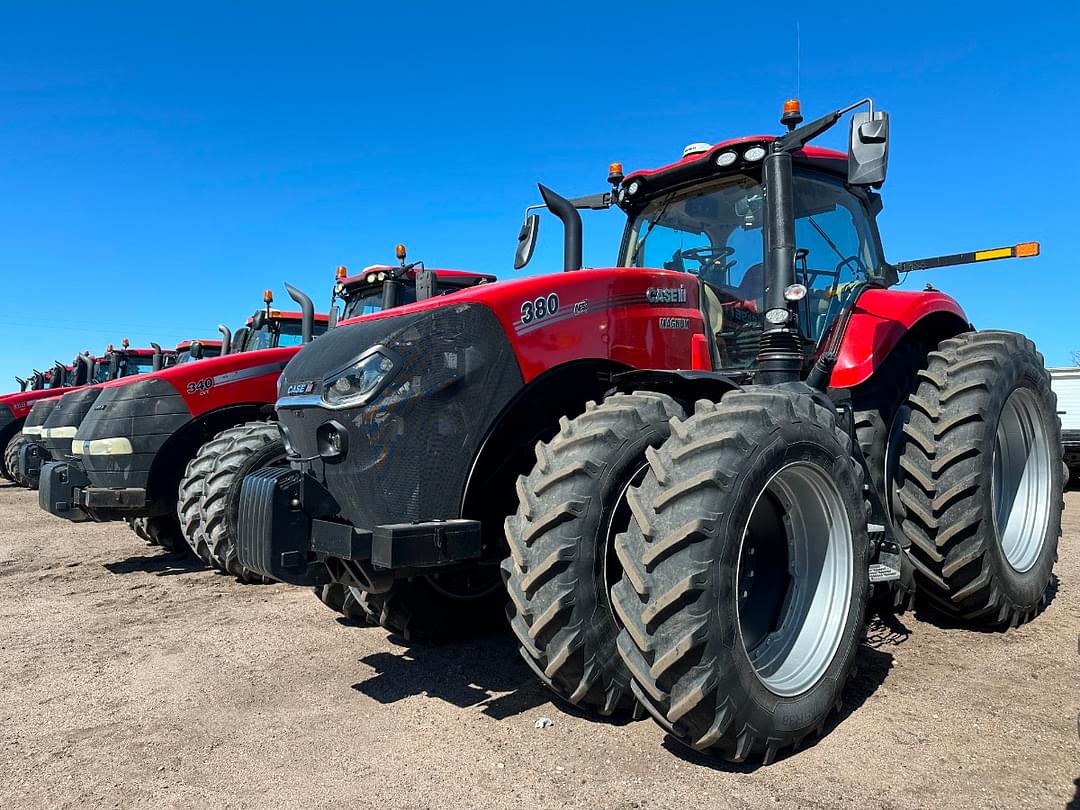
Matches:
[992,387,1052,573]
[736,462,854,698]
[602,460,651,624]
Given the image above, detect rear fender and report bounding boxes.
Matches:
[610,369,741,407]
[830,289,970,389]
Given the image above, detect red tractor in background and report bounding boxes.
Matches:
[235,97,1060,762]
[11,342,176,490]
[37,288,328,552]
[16,338,226,490]
[38,262,495,584]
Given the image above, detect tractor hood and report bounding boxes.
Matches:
[275,302,525,529]
[0,385,82,420]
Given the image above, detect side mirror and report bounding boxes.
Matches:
[514,213,540,270]
[848,111,889,186]
[415,268,439,301]
[328,305,339,329]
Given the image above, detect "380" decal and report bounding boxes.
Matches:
[520,293,560,325]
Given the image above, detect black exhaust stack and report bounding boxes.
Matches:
[284,283,315,344]
[49,362,65,389]
[75,354,92,386]
[16,376,27,392]
[151,342,164,372]
[755,149,803,384]
[218,324,232,355]
[538,184,583,272]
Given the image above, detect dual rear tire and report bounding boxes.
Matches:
[504,388,869,761]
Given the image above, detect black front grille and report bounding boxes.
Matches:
[277,303,524,529]
[77,378,190,490]
[23,398,58,432]
[42,388,103,458]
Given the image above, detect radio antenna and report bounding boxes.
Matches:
[795,22,801,99]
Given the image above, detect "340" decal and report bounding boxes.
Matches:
[186,377,214,395]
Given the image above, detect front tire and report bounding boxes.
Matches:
[502,391,686,715]
[613,389,869,762]
[4,433,28,487]
[199,421,284,583]
[894,330,1061,627]
[312,584,371,624]
[128,515,188,554]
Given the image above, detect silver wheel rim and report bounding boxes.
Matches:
[992,387,1052,573]
[736,462,854,697]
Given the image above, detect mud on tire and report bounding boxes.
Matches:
[502,391,686,716]
[893,330,1062,627]
[612,389,869,763]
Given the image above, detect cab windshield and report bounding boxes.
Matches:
[120,355,157,377]
[622,170,882,369]
[342,285,417,320]
[243,319,328,351]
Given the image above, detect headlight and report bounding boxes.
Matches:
[320,350,395,409]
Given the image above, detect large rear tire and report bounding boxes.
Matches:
[613,389,868,763]
[199,421,283,583]
[4,434,28,487]
[894,330,1061,627]
[502,391,686,716]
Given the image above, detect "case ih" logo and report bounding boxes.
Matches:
[286,381,315,395]
[646,286,687,304]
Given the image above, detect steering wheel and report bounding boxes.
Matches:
[680,245,734,270]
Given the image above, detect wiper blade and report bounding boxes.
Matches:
[627,192,677,267]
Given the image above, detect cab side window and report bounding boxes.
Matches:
[793,173,882,346]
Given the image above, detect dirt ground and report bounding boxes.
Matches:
[0,484,1076,810]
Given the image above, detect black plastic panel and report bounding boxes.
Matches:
[42,388,104,459]
[76,378,191,491]
[276,303,523,529]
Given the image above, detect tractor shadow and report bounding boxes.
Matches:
[659,611,907,772]
[103,549,206,577]
[351,628,635,724]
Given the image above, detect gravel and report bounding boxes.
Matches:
[0,483,1076,809]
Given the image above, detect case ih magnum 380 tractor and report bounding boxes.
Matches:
[14,343,176,490]
[39,265,495,586]
[235,98,1061,762]
[1,359,86,483]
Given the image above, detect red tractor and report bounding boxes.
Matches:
[15,343,176,490]
[39,263,495,581]
[235,98,1061,762]
[1,358,88,483]
[16,338,223,489]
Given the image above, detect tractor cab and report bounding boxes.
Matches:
[615,136,886,374]
[240,290,330,352]
[99,341,175,382]
[174,339,224,365]
[332,257,496,322]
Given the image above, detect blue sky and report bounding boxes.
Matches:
[1,2,1078,386]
